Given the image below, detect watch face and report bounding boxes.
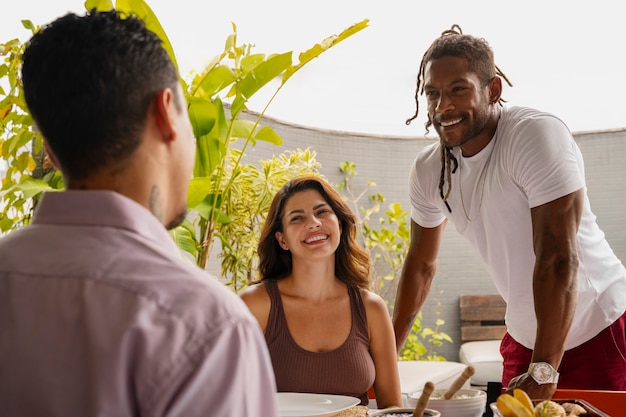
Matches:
[531,362,557,384]
[534,363,552,381]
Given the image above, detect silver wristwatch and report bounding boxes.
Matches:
[528,362,559,384]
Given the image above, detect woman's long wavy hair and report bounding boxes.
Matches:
[257,176,371,289]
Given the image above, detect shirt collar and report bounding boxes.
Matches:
[32,190,179,253]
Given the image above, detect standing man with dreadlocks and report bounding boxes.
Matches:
[392,25,626,400]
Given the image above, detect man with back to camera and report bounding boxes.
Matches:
[0,9,278,416]
[392,25,626,400]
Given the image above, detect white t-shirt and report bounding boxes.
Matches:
[409,105,626,350]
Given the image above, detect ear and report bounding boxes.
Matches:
[488,76,503,104]
[43,140,61,170]
[275,231,289,250]
[153,87,178,143]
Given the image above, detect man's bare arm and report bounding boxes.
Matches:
[393,219,446,352]
[506,189,582,399]
[532,189,582,365]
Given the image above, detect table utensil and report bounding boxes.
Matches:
[443,365,475,399]
[412,381,434,417]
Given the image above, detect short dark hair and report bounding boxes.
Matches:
[257,176,371,289]
[21,9,181,179]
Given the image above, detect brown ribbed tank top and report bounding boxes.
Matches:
[264,279,375,405]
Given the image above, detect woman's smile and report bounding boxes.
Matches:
[304,233,329,244]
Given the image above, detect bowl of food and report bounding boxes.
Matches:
[407,388,487,417]
[368,407,441,417]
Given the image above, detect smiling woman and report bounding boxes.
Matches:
[239,176,403,410]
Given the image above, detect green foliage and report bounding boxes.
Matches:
[151,9,368,271]
[398,317,428,361]
[398,307,454,362]
[1,24,62,233]
[0,0,368,281]
[338,161,407,299]
[338,162,452,361]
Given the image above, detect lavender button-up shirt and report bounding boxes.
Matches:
[0,190,278,417]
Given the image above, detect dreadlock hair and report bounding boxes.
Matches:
[406,24,513,212]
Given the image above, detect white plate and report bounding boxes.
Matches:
[277,392,360,417]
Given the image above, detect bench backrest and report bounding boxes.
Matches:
[459,294,507,342]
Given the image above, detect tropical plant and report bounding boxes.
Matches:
[0,0,368,279]
[0,22,63,233]
[337,161,452,360]
[173,15,367,271]
[398,307,453,362]
[337,161,410,299]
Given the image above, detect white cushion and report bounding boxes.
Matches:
[459,340,503,386]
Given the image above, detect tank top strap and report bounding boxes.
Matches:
[347,285,369,342]
[263,279,286,344]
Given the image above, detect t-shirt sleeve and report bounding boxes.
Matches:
[506,114,585,208]
[409,154,446,228]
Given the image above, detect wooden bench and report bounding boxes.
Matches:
[458,294,507,388]
[459,294,507,342]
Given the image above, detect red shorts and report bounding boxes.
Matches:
[500,310,626,390]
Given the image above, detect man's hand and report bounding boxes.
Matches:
[505,372,556,400]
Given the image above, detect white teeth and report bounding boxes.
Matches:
[440,118,462,127]
[305,235,328,243]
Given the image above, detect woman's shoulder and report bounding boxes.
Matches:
[358,288,388,312]
[239,281,272,330]
[239,281,270,305]
[357,289,393,335]
[358,287,382,300]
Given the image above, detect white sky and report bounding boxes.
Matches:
[2,0,624,137]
